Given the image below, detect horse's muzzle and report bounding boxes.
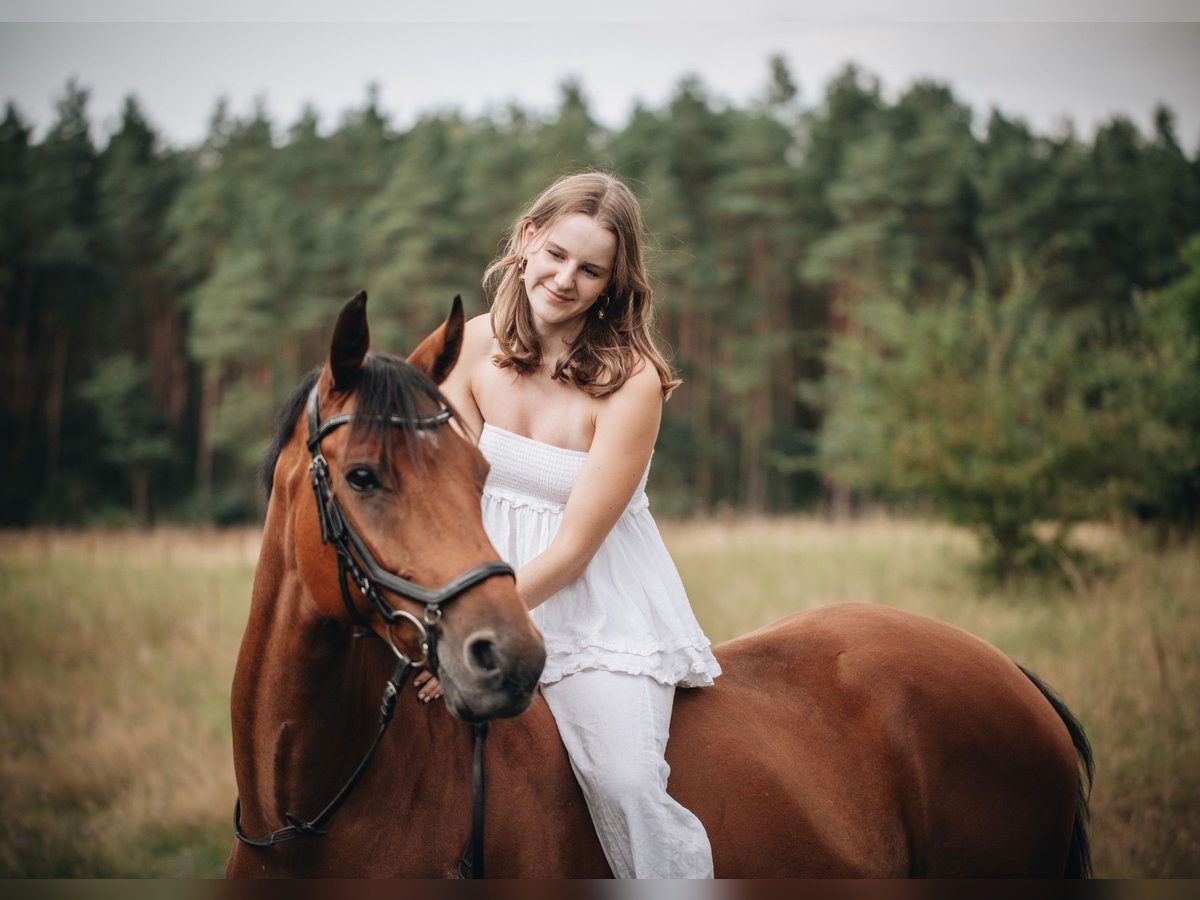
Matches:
[442,627,546,722]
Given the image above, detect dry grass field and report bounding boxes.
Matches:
[1,517,1196,877]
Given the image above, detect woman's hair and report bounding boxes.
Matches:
[483,171,681,400]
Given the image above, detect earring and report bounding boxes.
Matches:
[597,295,610,320]
[517,258,527,278]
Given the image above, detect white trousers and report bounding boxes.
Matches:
[540,669,714,879]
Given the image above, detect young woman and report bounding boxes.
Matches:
[416,171,721,878]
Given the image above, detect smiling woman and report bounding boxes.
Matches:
[437,171,721,878]
[479,171,681,411]
[520,213,615,332]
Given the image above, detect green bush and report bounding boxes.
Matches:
[815,265,1189,579]
[1121,235,1200,534]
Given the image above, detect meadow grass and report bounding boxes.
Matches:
[0,518,1196,877]
[0,528,255,877]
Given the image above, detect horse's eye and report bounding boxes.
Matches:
[345,467,380,493]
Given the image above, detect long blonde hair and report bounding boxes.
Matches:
[483,171,680,399]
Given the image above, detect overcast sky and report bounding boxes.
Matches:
[2,1,1198,149]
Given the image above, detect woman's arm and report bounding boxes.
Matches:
[516,362,663,610]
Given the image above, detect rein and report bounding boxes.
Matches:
[233,385,515,878]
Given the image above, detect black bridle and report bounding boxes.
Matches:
[233,384,515,878]
[301,384,514,668]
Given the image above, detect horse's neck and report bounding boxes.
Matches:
[231,528,404,835]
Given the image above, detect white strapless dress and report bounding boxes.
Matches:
[478,423,721,688]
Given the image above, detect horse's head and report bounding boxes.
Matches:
[279,291,545,722]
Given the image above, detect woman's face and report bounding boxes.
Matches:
[521,213,616,337]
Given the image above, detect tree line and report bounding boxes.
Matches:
[3,59,1197,569]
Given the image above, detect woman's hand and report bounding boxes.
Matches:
[412,670,443,703]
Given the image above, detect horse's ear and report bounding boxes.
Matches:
[408,295,465,386]
[330,290,370,392]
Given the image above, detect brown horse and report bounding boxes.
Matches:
[228,293,1092,878]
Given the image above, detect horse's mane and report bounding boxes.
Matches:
[260,355,450,500]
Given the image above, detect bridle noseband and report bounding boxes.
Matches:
[234,384,515,878]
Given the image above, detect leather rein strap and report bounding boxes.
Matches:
[234,656,414,846]
[233,385,515,879]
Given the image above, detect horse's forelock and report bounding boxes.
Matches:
[348,354,451,469]
[260,356,454,501]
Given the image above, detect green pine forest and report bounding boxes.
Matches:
[4,59,1198,571]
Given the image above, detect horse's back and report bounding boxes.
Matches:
[668,602,1080,876]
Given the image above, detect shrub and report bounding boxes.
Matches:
[815,265,1178,579]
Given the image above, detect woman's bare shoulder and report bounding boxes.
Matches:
[463,312,493,340]
[460,313,497,359]
[596,354,663,424]
[618,354,664,401]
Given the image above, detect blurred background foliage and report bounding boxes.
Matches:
[2,58,1198,575]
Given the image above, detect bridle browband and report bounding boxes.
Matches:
[233,383,515,878]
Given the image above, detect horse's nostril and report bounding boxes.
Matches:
[468,637,500,674]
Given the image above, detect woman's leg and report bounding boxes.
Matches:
[540,669,714,878]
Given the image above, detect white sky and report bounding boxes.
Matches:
[1,1,1198,149]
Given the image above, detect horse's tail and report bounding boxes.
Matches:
[1016,664,1094,878]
